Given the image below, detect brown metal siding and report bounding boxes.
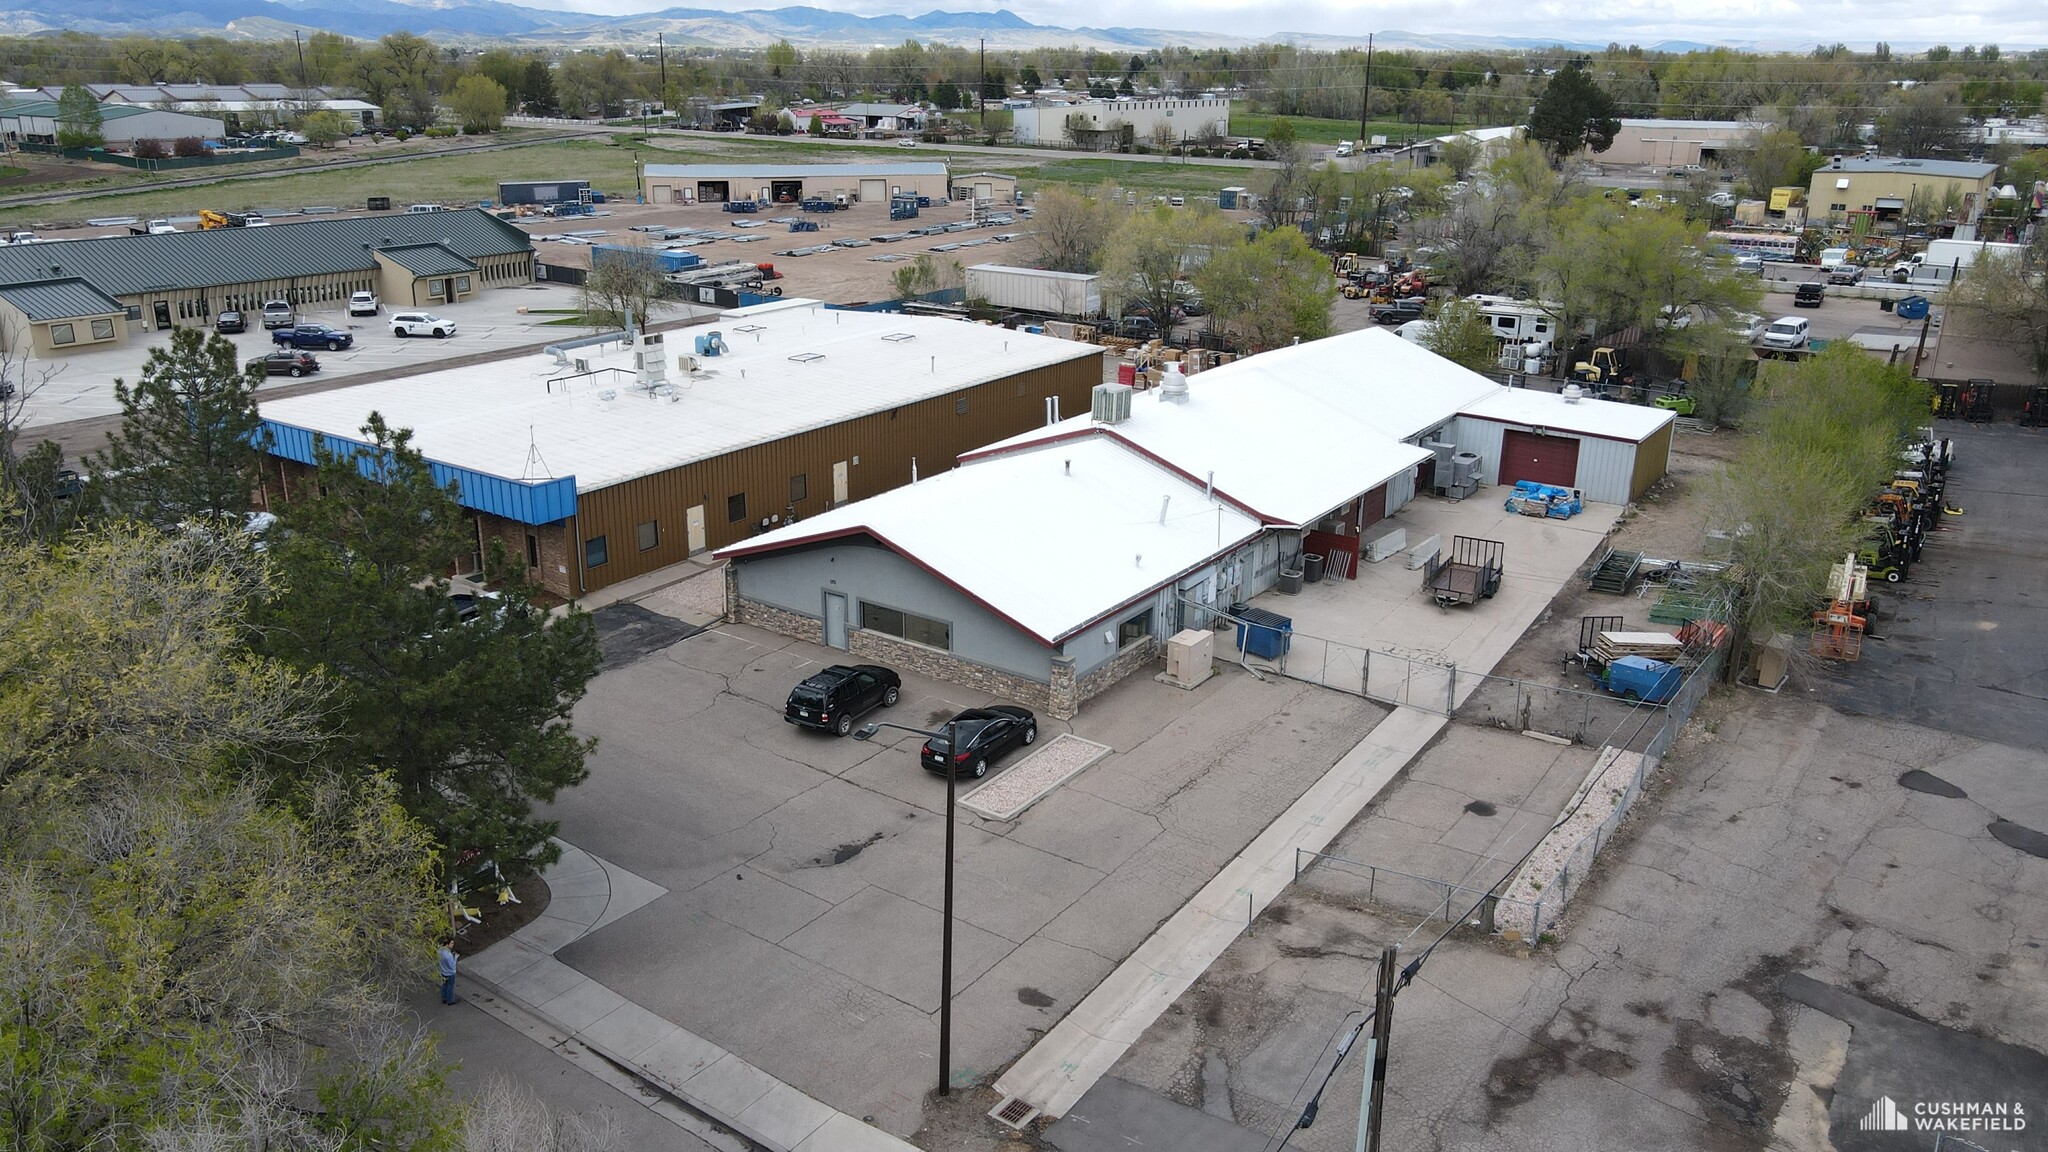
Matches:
[1631,421,1673,501]
[569,352,1104,594]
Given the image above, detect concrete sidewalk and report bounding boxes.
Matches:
[463,842,917,1152]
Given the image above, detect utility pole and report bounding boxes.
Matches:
[979,38,987,134]
[1354,945,1398,1152]
[1358,33,1374,143]
[658,33,668,105]
[294,30,309,109]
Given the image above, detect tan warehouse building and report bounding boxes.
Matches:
[256,300,1106,599]
[1807,156,2000,227]
[642,161,953,206]
[0,208,534,355]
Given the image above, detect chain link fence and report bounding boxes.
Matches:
[1293,850,1553,940]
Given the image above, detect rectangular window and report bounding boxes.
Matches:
[456,276,472,293]
[727,493,747,523]
[525,532,540,569]
[584,535,608,568]
[90,318,115,341]
[429,281,445,298]
[636,519,658,551]
[956,396,969,415]
[860,602,951,650]
[1119,609,1153,648]
[789,473,808,503]
[49,322,74,345]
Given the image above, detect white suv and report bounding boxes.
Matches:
[391,312,455,338]
[348,291,379,316]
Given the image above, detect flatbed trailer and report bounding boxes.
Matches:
[1425,535,1504,608]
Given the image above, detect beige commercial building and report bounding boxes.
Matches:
[1583,118,1767,168]
[642,162,952,206]
[1807,157,2001,227]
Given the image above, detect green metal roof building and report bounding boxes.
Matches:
[0,208,535,355]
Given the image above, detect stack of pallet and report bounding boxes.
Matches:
[1591,630,1684,666]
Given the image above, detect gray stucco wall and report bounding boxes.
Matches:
[732,539,1058,681]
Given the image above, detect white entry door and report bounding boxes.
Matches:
[823,591,849,649]
[686,504,706,553]
[832,461,849,504]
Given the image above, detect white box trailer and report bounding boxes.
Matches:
[966,264,1101,318]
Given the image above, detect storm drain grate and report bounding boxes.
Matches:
[989,1096,1040,1129]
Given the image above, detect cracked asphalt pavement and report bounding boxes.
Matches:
[537,620,1384,1138]
[1100,692,2048,1152]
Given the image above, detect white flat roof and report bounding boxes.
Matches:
[969,327,1497,525]
[721,436,1263,645]
[258,302,1101,493]
[1459,387,1676,442]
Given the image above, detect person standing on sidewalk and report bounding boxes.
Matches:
[438,941,460,1005]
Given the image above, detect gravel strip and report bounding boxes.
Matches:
[962,734,1113,821]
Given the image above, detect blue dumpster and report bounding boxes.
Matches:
[1235,608,1293,659]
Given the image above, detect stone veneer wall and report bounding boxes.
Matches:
[848,629,1059,716]
[730,577,1166,720]
[1074,637,1161,707]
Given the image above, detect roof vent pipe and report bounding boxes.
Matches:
[1159,495,1170,525]
[1159,361,1190,405]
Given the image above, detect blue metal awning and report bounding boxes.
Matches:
[261,420,578,526]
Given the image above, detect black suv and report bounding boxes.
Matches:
[785,664,901,735]
[1794,282,1825,307]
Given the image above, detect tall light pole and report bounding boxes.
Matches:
[856,716,965,1097]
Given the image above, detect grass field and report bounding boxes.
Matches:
[1228,112,1469,146]
[0,132,1276,227]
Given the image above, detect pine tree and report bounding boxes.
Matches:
[89,324,265,528]
[256,415,603,881]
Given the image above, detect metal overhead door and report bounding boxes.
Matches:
[1500,430,1581,489]
[859,178,886,202]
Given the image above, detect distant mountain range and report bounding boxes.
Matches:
[0,1,1825,53]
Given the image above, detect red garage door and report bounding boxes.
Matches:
[1359,484,1387,530]
[1499,431,1580,489]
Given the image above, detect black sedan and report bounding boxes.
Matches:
[248,350,320,378]
[215,310,246,334]
[921,706,1037,778]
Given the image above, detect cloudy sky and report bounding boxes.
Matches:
[517,0,2048,49]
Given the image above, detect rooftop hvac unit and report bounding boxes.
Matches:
[1091,382,1133,424]
[1162,628,1214,690]
[572,357,591,373]
[1446,451,1482,500]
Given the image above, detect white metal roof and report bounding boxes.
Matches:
[1458,387,1676,442]
[257,302,1101,493]
[721,436,1263,645]
[969,327,1497,526]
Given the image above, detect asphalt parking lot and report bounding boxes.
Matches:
[1817,420,2048,750]
[541,617,1383,1137]
[14,281,615,429]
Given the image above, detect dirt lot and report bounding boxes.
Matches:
[1486,430,1742,687]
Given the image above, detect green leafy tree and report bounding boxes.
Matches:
[54,84,103,147]
[1438,134,1482,179]
[256,416,602,881]
[1102,205,1241,332]
[88,325,265,529]
[582,245,670,331]
[557,49,638,118]
[523,57,559,113]
[1877,84,1969,158]
[1020,65,1042,92]
[1525,59,1620,163]
[1420,297,1501,373]
[363,32,438,129]
[1028,184,1116,275]
[450,74,509,133]
[1715,346,1926,668]
[1194,225,1334,352]
[1733,127,1815,198]
[891,253,964,300]
[1951,231,2048,384]
[932,80,961,110]
[300,107,351,147]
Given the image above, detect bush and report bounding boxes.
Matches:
[171,136,211,158]
[393,127,412,142]
[424,126,458,138]
[1132,144,1150,154]
[131,137,167,159]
